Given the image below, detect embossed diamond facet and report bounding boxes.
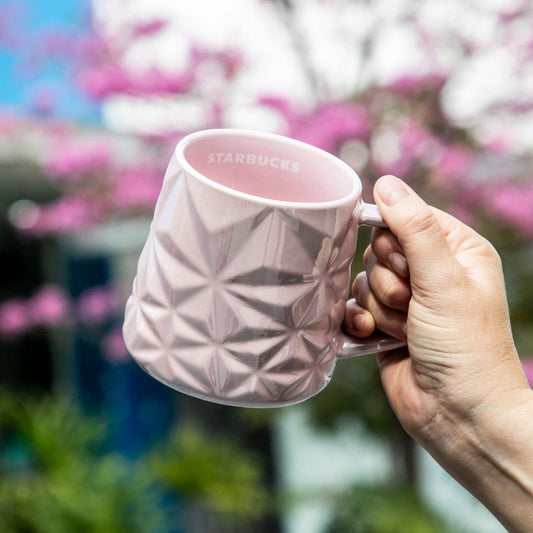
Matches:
[123,152,358,407]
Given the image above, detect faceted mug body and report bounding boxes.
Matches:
[123,130,391,407]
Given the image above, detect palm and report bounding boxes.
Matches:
[378,348,441,437]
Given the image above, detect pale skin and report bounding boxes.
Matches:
[345,175,533,532]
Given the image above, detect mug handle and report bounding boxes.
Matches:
[338,201,407,359]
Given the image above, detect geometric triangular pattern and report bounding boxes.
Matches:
[123,158,359,407]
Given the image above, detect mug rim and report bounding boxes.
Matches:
[175,128,362,210]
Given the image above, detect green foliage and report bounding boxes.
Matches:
[306,354,402,438]
[326,483,449,533]
[499,245,533,355]
[0,388,269,533]
[0,390,164,533]
[0,391,106,471]
[149,425,270,520]
[0,455,162,533]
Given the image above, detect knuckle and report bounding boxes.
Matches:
[352,271,366,297]
[354,272,371,304]
[402,208,437,237]
[363,244,374,266]
[380,279,405,307]
[372,233,405,276]
[371,228,396,259]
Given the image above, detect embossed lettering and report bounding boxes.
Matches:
[206,152,301,173]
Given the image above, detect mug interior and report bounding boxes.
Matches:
[182,130,359,204]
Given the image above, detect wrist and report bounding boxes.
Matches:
[420,388,533,532]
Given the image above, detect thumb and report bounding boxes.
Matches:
[373,175,458,290]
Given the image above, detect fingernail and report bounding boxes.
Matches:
[376,176,410,206]
[389,252,408,277]
[351,312,367,334]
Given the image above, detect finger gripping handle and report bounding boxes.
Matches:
[339,200,406,358]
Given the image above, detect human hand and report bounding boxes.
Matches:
[346,175,529,439]
[345,176,533,530]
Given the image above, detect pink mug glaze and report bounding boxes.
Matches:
[123,129,404,407]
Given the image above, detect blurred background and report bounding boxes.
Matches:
[0,0,532,531]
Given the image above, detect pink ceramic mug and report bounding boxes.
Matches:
[123,129,405,407]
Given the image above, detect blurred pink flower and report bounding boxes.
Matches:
[40,30,81,61]
[0,2,26,47]
[29,196,102,235]
[384,72,446,95]
[110,164,163,211]
[0,112,20,135]
[498,6,530,23]
[439,146,473,176]
[30,285,70,328]
[78,63,197,100]
[447,204,476,227]
[45,141,111,179]
[258,95,296,122]
[399,122,435,155]
[28,84,58,115]
[372,153,416,182]
[0,299,30,337]
[75,33,108,63]
[260,97,372,152]
[432,146,474,190]
[209,101,224,128]
[130,19,167,38]
[77,63,132,100]
[481,133,512,155]
[77,286,120,324]
[144,67,197,95]
[484,181,533,237]
[103,327,130,364]
[213,48,243,79]
[290,102,372,152]
[522,359,533,388]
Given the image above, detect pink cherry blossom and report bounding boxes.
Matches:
[78,63,198,100]
[480,133,512,156]
[398,121,435,156]
[77,63,134,100]
[384,72,446,95]
[258,95,295,120]
[0,2,26,47]
[190,45,243,79]
[130,19,167,39]
[29,196,103,235]
[0,299,30,337]
[435,145,474,181]
[28,84,58,115]
[45,141,111,180]
[259,97,372,152]
[77,286,121,324]
[110,164,163,211]
[287,102,372,152]
[522,359,533,388]
[103,327,130,364]
[29,285,70,327]
[484,182,533,237]
[372,152,416,182]
[498,5,531,24]
[213,48,244,79]
[39,30,82,61]
[0,112,19,135]
[447,205,476,228]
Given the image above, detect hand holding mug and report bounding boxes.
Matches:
[351,175,533,532]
